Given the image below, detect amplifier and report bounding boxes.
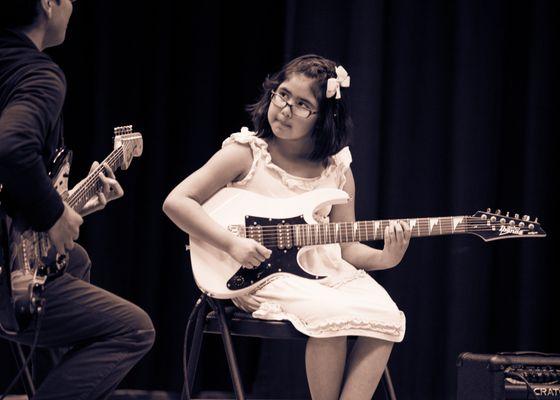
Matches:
[457,352,560,399]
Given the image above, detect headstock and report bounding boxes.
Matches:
[467,209,546,241]
[113,125,143,170]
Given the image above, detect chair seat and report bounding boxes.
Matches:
[204,307,307,340]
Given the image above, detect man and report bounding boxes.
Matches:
[0,1,155,398]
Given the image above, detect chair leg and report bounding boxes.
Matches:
[183,294,208,400]
[186,295,208,397]
[382,366,397,400]
[9,341,36,396]
[210,298,246,400]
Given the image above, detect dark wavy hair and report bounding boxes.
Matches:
[0,0,58,29]
[246,54,352,162]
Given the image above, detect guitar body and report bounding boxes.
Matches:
[6,147,72,314]
[189,187,350,299]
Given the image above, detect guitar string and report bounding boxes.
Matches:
[240,218,536,237]
[243,222,539,246]
[255,226,538,245]
[26,141,134,263]
[255,228,539,247]
[239,216,534,232]
[68,135,138,207]
[67,147,123,208]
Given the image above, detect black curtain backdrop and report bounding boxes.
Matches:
[1,1,558,399]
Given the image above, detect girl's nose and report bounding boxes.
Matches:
[280,103,292,118]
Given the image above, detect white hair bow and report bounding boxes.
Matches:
[326,65,350,99]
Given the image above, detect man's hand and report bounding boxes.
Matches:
[71,162,124,216]
[48,203,83,254]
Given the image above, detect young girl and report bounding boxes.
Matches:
[163,54,411,399]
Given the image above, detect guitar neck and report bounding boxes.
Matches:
[292,216,471,246]
[66,147,124,214]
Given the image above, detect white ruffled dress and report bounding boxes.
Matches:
[226,128,406,342]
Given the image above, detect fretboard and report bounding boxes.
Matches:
[66,147,124,214]
[292,217,470,246]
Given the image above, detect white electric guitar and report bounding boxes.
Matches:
[188,187,546,299]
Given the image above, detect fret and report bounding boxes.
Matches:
[292,214,473,247]
[452,217,462,233]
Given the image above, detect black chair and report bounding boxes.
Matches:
[184,293,397,400]
[4,340,36,397]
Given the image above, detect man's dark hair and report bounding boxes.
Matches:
[247,54,352,162]
[0,0,59,29]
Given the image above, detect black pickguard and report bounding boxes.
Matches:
[226,215,327,291]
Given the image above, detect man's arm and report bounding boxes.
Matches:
[0,65,66,231]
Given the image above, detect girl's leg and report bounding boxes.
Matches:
[340,337,393,400]
[305,336,347,400]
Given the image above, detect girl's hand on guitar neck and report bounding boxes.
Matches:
[226,236,272,269]
[380,220,412,268]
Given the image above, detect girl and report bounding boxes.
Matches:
[163,54,411,399]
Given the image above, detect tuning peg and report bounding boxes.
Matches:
[519,221,525,228]
[523,215,530,221]
[486,208,491,212]
[495,209,501,215]
[529,223,535,230]
[514,213,520,219]
[509,220,515,226]
[500,218,506,224]
[506,212,510,217]
[534,218,539,223]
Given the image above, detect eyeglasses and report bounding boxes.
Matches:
[270,91,318,119]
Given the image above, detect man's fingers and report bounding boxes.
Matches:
[98,192,107,207]
[102,163,116,179]
[99,173,111,194]
[89,161,100,174]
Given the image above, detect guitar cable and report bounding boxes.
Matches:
[0,312,43,400]
[181,296,205,400]
[504,370,539,400]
